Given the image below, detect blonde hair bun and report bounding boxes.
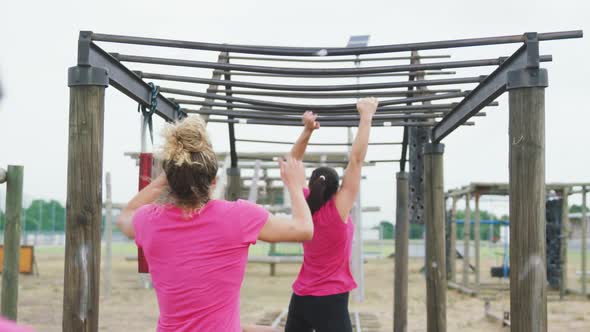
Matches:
[160,115,215,167]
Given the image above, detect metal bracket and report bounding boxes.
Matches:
[506,32,548,90]
[431,31,551,143]
[524,32,540,69]
[77,31,93,66]
[69,31,110,87]
[68,65,109,87]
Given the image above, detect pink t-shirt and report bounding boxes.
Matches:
[133,199,269,332]
[0,318,34,332]
[292,188,357,296]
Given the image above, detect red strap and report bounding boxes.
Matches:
[137,153,153,273]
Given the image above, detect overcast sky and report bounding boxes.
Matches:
[0,0,588,226]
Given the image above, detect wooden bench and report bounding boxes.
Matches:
[0,245,36,274]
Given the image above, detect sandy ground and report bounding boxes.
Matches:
[4,247,590,331]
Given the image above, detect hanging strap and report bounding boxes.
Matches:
[137,82,159,143]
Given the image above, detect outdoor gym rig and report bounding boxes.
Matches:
[64,30,581,332]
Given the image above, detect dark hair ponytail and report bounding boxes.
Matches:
[306,167,339,215]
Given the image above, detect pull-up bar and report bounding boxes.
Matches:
[206,118,475,128]
[176,100,498,115]
[92,30,581,56]
[161,87,468,111]
[204,89,463,99]
[211,70,456,78]
[113,53,552,76]
[235,139,402,146]
[207,118,436,127]
[221,54,451,63]
[138,71,483,92]
[183,108,463,122]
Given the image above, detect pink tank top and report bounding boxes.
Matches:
[292,188,357,296]
[132,200,269,332]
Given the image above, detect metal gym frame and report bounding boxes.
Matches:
[65,30,581,332]
[445,182,590,300]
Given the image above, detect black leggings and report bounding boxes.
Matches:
[284,292,352,332]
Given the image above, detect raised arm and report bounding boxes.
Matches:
[334,97,378,221]
[258,156,314,242]
[116,174,168,238]
[290,111,320,160]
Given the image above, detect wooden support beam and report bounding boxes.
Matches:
[394,172,409,332]
[463,192,471,287]
[103,172,113,299]
[447,281,477,296]
[484,301,511,327]
[509,86,547,332]
[423,143,446,332]
[1,165,24,321]
[69,85,108,324]
[474,192,481,289]
[582,186,588,296]
[62,85,105,332]
[449,196,458,282]
[560,187,569,299]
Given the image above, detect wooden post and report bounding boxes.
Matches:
[63,84,106,332]
[449,196,458,282]
[474,192,481,289]
[463,192,471,287]
[225,168,241,201]
[1,165,24,321]
[103,172,113,299]
[423,143,446,332]
[508,86,547,332]
[582,186,587,296]
[394,172,409,332]
[560,187,569,299]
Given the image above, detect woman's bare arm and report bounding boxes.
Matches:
[116,174,168,238]
[334,98,378,221]
[290,111,319,160]
[257,156,314,242]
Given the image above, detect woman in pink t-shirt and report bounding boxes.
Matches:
[116,116,314,332]
[284,98,378,332]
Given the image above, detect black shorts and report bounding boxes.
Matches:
[284,292,352,332]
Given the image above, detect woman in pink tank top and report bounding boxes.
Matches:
[116,116,314,332]
[285,98,379,332]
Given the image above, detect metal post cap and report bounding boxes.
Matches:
[226,167,241,176]
[506,68,548,90]
[423,143,445,154]
[68,66,109,87]
[0,168,6,184]
[396,172,409,179]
